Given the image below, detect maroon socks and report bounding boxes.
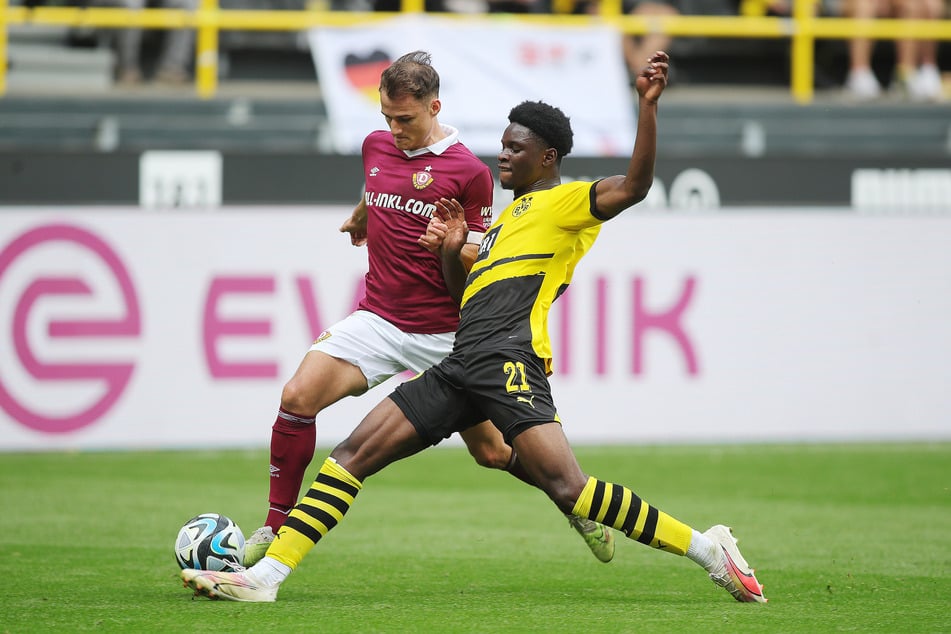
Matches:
[265,408,317,532]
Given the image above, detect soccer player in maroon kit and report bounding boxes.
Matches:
[243,50,613,566]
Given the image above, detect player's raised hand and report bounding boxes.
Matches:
[418,215,448,253]
[429,197,468,257]
[635,51,669,104]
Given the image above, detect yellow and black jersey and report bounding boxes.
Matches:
[454,180,604,373]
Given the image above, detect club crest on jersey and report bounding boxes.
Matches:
[512,196,533,218]
[412,171,435,190]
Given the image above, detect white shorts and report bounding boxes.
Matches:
[310,310,455,388]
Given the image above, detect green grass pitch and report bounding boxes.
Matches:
[0,443,948,632]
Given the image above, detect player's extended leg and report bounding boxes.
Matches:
[459,421,614,562]
[269,350,370,525]
[244,350,370,566]
[182,396,428,602]
[510,423,766,603]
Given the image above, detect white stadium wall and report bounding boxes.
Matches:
[1,207,949,451]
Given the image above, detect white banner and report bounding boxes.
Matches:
[139,151,223,209]
[1,208,950,452]
[308,16,634,157]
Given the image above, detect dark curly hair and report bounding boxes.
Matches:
[508,101,574,160]
[379,50,440,101]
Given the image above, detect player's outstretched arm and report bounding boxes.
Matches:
[419,207,479,304]
[340,198,369,246]
[593,51,669,220]
[428,197,470,303]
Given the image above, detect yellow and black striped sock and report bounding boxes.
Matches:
[267,457,362,570]
[571,476,692,555]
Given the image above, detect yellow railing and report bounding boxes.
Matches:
[2,0,950,102]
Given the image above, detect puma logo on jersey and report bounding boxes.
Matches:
[515,395,536,408]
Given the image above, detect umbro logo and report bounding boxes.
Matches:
[369,167,380,177]
[269,464,280,478]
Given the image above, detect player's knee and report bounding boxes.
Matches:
[280,380,313,415]
[467,444,511,470]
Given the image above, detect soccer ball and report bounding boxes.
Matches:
[174,513,246,572]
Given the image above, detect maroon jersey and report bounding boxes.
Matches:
[359,127,493,333]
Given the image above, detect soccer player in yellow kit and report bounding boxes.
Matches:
[244,49,613,566]
[182,51,767,604]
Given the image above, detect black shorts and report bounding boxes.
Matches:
[389,347,560,446]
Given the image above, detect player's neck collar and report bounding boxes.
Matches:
[403,124,459,158]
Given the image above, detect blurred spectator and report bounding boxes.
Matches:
[843,0,944,101]
[99,0,197,85]
[555,0,685,80]
[619,1,683,78]
[903,0,945,100]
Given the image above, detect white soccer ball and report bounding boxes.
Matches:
[174,513,245,572]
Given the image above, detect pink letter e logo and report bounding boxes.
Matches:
[0,224,141,434]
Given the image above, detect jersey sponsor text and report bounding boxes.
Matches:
[364,191,437,218]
